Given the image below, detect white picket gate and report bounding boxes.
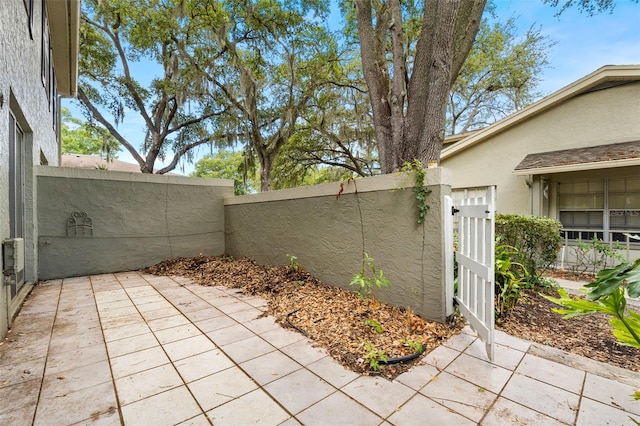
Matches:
[451,186,496,361]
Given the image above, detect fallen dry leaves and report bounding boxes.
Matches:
[145,255,462,379]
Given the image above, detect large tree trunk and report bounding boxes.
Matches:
[258,151,273,192]
[355,0,486,173]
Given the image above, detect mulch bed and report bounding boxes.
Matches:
[145,256,640,378]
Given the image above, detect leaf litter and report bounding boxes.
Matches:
[145,255,462,379]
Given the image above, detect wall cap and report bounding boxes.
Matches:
[225,168,451,205]
[37,166,234,187]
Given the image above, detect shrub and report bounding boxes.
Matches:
[570,237,624,275]
[495,244,528,319]
[496,214,562,286]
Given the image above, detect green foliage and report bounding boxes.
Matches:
[350,254,390,300]
[403,339,423,353]
[448,18,554,134]
[364,318,384,333]
[495,244,529,318]
[401,160,432,224]
[571,237,624,275]
[61,108,120,159]
[495,214,562,285]
[191,150,257,195]
[287,254,300,273]
[543,258,640,348]
[363,343,387,371]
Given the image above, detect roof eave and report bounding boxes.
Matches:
[512,157,640,176]
[48,0,81,97]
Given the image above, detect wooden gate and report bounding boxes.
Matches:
[453,187,496,361]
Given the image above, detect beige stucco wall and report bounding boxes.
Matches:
[441,81,640,215]
[225,170,451,323]
[0,0,62,339]
[37,167,233,279]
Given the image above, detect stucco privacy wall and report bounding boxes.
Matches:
[37,167,233,279]
[225,170,451,323]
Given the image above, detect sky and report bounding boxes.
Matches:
[63,0,640,175]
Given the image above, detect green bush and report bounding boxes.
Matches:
[495,214,562,286]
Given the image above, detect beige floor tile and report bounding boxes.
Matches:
[259,327,306,349]
[140,306,182,321]
[154,323,203,344]
[187,367,258,411]
[0,379,40,420]
[481,396,566,425]
[226,307,263,323]
[96,305,140,320]
[296,390,382,425]
[217,300,255,315]
[207,389,290,425]
[443,332,477,351]
[280,339,328,366]
[0,333,51,364]
[240,350,302,385]
[582,373,640,416]
[174,350,235,383]
[388,392,476,425]
[136,300,175,314]
[40,360,112,397]
[306,356,359,389]
[110,346,170,379]
[220,335,276,364]
[183,306,225,322]
[0,404,38,426]
[102,321,152,342]
[465,340,526,371]
[105,332,159,358]
[147,314,191,332]
[264,369,336,414]
[420,371,498,422]
[44,342,108,376]
[174,414,211,426]
[129,294,165,305]
[206,323,255,346]
[242,316,282,335]
[501,373,579,424]
[34,381,119,426]
[341,375,416,418]
[163,334,218,361]
[115,363,184,406]
[493,330,531,352]
[196,315,238,333]
[100,312,145,329]
[0,357,46,388]
[120,386,202,426]
[577,395,640,426]
[394,362,440,390]
[97,299,135,312]
[516,354,585,394]
[445,353,512,394]
[94,289,129,304]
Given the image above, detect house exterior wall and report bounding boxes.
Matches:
[441,81,640,215]
[36,167,233,279]
[0,0,61,338]
[224,170,452,323]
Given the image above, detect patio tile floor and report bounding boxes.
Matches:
[1,271,639,425]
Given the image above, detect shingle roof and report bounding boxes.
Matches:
[513,141,640,173]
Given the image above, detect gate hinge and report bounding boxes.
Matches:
[451,206,460,215]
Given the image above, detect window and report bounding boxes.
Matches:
[558,177,640,243]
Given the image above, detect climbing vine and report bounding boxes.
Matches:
[401,159,431,224]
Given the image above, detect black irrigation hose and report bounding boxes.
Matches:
[285,308,426,365]
[286,309,308,337]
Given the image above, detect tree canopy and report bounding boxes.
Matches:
[61,107,121,159]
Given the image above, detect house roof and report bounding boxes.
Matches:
[512,140,640,175]
[61,154,144,173]
[441,65,640,160]
[48,0,80,97]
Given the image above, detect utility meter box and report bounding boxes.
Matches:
[3,238,25,276]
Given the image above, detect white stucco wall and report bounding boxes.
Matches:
[441,81,640,215]
[1,0,60,338]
